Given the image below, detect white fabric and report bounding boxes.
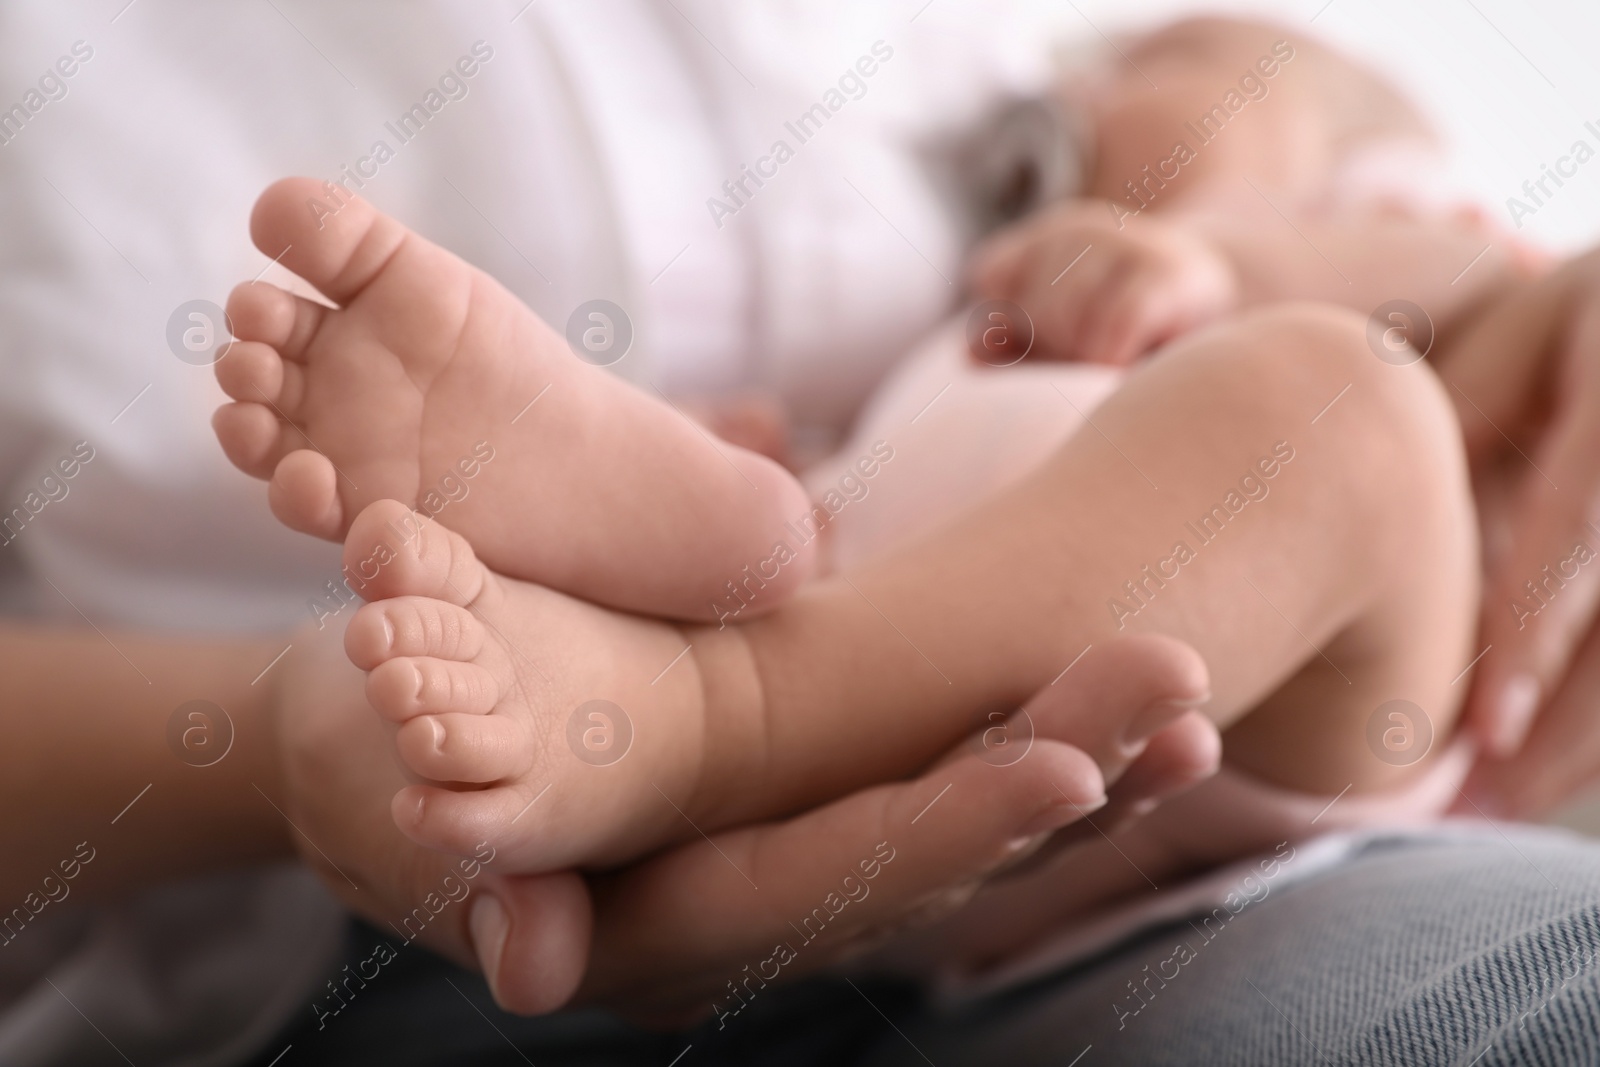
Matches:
[0,2,1084,1062]
[807,321,1120,571]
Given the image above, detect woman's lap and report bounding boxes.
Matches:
[865,830,1600,1066]
[247,927,919,1067]
[257,831,1600,1066]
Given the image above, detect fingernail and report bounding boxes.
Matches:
[1123,693,1211,747]
[1004,831,1047,854]
[1019,791,1106,837]
[469,893,508,990]
[1126,797,1159,818]
[1098,797,1161,837]
[1490,674,1540,756]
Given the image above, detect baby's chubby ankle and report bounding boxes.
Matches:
[662,620,773,826]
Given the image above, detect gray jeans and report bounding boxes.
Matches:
[259,830,1600,1067]
[869,829,1600,1067]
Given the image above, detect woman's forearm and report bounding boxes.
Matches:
[0,622,294,904]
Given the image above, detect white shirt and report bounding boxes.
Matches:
[0,3,1080,1061]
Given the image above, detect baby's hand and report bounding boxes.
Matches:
[970,199,1237,366]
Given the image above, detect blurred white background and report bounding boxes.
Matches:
[1061,0,1600,251]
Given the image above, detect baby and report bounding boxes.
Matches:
[211,18,1495,932]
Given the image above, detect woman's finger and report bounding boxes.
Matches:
[1460,614,1600,818]
[958,633,1210,780]
[867,712,1223,980]
[999,709,1221,877]
[565,633,1210,1020]
[1467,304,1600,756]
[575,738,1106,1019]
[1431,264,1569,462]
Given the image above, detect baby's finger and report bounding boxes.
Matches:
[969,237,1026,297]
[1032,245,1117,361]
[1080,261,1177,366]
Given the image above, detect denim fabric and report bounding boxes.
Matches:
[245,926,920,1067]
[252,832,1600,1067]
[867,832,1600,1067]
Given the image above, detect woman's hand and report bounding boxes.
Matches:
[273,623,1215,1019]
[269,621,594,1006]
[1460,618,1600,816]
[1434,250,1600,812]
[566,636,1216,1021]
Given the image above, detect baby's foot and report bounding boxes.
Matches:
[341,499,722,870]
[214,178,814,620]
[970,198,1236,365]
[338,493,1221,878]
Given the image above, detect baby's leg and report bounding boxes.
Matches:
[346,304,1476,872]
[806,321,1476,964]
[213,179,813,621]
[712,302,1478,819]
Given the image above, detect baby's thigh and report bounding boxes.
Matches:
[808,322,1124,571]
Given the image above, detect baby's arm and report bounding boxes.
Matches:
[973,198,1527,365]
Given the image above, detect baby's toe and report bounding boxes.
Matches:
[396,711,535,783]
[268,450,346,540]
[346,597,485,669]
[226,281,326,359]
[212,402,301,480]
[215,341,305,412]
[393,783,533,858]
[251,177,408,306]
[343,499,490,606]
[365,656,500,722]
